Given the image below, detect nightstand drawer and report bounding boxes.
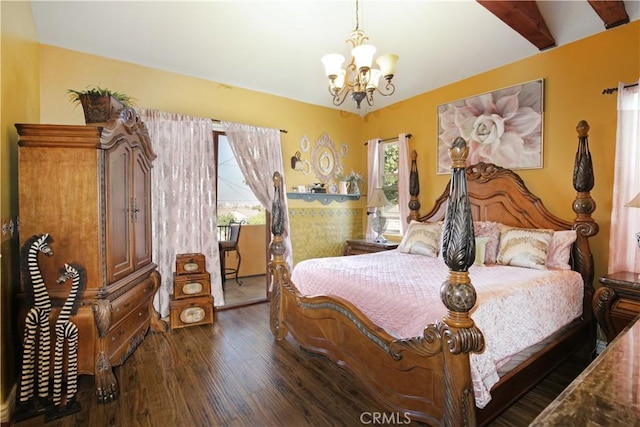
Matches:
[344,239,398,256]
[613,298,640,318]
[595,271,640,343]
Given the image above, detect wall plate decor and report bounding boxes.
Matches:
[436,78,544,174]
[340,143,348,157]
[311,133,343,184]
[301,159,311,175]
[300,135,310,152]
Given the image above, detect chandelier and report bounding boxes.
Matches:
[321,0,398,109]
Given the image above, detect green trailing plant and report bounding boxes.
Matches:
[66,85,136,106]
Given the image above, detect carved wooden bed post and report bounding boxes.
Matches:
[569,121,599,339]
[567,119,604,341]
[439,137,485,426]
[408,150,421,222]
[572,120,599,287]
[269,171,289,341]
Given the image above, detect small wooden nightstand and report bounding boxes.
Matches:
[343,239,399,256]
[593,271,640,343]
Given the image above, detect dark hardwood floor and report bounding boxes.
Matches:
[12,302,590,427]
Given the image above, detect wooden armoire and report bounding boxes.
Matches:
[16,108,166,403]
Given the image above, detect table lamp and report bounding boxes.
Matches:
[624,191,640,279]
[369,188,389,243]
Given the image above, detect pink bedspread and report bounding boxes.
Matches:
[291,250,583,408]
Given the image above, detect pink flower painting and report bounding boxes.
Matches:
[437,79,543,174]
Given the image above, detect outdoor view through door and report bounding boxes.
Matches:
[215,132,268,308]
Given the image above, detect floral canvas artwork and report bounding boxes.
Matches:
[437,79,544,174]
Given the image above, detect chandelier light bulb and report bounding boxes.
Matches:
[321,54,345,79]
[376,54,398,79]
[334,69,346,90]
[352,44,376,71]
[367,69,381,91]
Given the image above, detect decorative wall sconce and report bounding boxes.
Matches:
[291,151,304,171]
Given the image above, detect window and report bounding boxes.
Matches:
[214,132,266,225]
[378,140,401,235]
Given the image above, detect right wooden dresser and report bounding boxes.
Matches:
[593,271,640,343]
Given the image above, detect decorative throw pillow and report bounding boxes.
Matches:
[474,221,502,264]
[546,230,577,270]
[398,221,442,257]
[496,227,554,270]
[474,237,489,266]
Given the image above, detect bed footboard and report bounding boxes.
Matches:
[269,137,484,426]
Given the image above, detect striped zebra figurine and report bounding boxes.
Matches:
[46,262,85,421]
[16,233,54,418]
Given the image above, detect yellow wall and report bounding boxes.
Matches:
[0,0,40,417]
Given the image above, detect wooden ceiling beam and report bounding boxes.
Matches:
[477,1,555,51]
[588,0,629,29]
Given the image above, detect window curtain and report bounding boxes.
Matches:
[397,133,411,235]
[138,109,224,317]
[366,138,381,241]
[221,122,293,269]
[608,80,640,274]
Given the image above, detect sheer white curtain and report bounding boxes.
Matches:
[397,133,411,235]
[221,122,293,269]
[138,109,224,316]
[366,134,411,238]
[608,80,640,274]
[366,138,381,240]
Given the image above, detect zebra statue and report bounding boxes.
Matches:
[46,262,85,421]
[17,233,54,416]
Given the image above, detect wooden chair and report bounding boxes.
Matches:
[218,220,243,285]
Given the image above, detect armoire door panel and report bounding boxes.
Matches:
[106,142,134,283]
[133,149,153,269]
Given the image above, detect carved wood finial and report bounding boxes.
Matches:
[576,119,590,137]
[408,150,421,222]
[449,137,469,169]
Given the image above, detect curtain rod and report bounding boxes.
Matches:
[364,133,412,145]
[211,118,288,133]
[602,82,638,95]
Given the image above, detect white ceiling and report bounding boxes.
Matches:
[30,1,640,115]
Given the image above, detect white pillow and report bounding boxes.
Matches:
[546,230,577,270]
[398,221,442,257]
[474,237,489,266]
[496,227,554,270]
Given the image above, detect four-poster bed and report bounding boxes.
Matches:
[268,121,598,426]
